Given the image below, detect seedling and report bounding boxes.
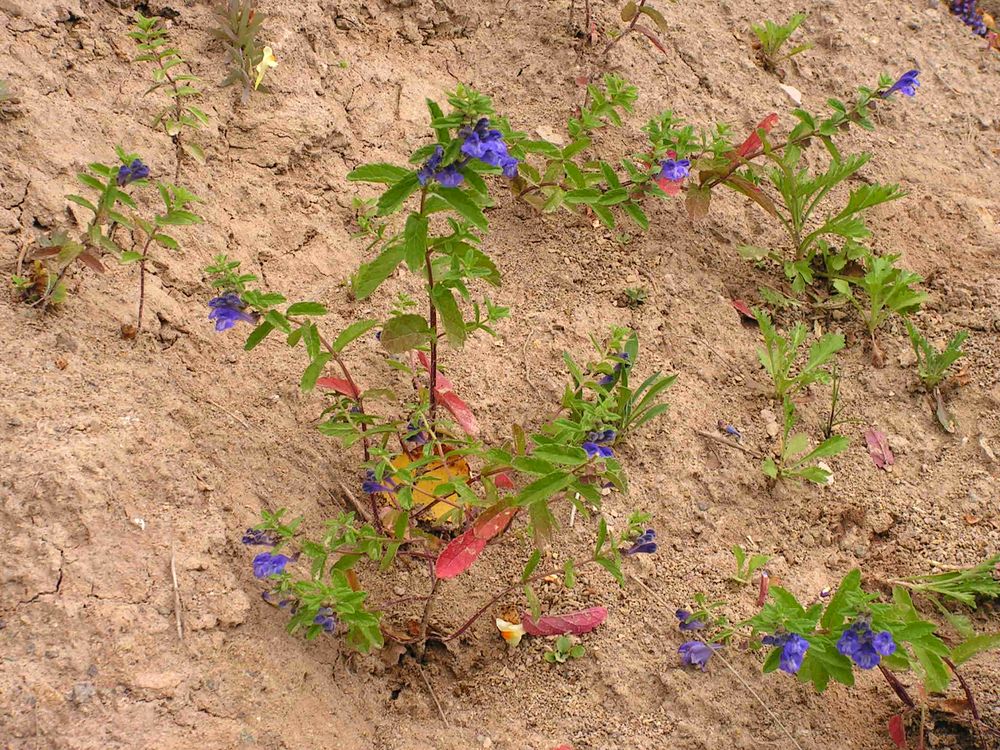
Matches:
[130,12,209,174]
[544,635,586,663]
[732,545,770,585]
[622,286,648,307]
[754,308,844,400]
[211,0,270,104]
[750,13,813,76]
[763,397,848,484]
[905,321,968,391]
[739,150,906,294]
[833,253,927,336]
[605,1,674,59]
[822,366,859,439]
[891,554,1000,609]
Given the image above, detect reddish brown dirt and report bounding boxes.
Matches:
[1,1,998,749]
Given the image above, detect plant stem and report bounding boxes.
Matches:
[154,49,187,179]
[135,230,158,333]
[603,0,647,56]
[877,663,915,709]
[419,189,439,425]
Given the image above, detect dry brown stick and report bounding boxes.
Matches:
[694,429,761,458]
[337,480,373,524]
[417,664,451,728]
[170,543,184,640]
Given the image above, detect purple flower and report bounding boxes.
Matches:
[679,640,719,670]
[242,528,277,546]
[116,158,150,187]
[881,70,920,98]
[675,609,705,631]
[778,634,810,674]
[950,1,988,35]
[625,529,657,556]
[836,618,896,669]
[362,469,397,494]
[208,293,257,331]
[417,146,465,188]
[587,428,616,444]
[598,352,631,387]
[252,552,290,579]
[658,158,690,182]
[583,441,614,459]
[717,421,742,440]
[314,607,337,633]
[460,118,519,178]
[436,164,465,188]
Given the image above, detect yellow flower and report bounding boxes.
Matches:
[254,46,277,90]
[496,618,525,648]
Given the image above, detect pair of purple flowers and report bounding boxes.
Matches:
[583,428,616,459]
[117,158,150,187]
[836,617,896,669]
[417,118,519,187]
[252,551,291,579]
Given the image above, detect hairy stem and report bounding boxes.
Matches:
[877,663,915,709]
[419,189,439,425]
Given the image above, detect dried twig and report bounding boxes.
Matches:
[170,543,184,640]
[694,429,761,458]
[337,480,374,524]
[418,664,451,728]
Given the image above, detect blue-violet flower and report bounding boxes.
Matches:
[679,641,719,671]
[208,293,257,332]
[252,552,290,579]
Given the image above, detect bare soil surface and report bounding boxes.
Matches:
[1,1,998,749]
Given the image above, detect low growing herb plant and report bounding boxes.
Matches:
[208,86,674,653]
[763,397,848,484]
[211,0,273,104]
[905,321,969,391]
[680,564,1000,745]
[750,13,813,76]
[130,12,209,174]
[755,308,844,400]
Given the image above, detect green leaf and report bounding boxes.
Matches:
[301,352,332,392]
[564,559,577,588]
[913,646,950,694]
[432,286,466,348]
[380,314,431,353]
[286,301,328,317]
[181,141,206,164]
[376,173,420,216]
[347,163,412,184]
[436,187,488,230]
[521,550,542,582]
[402,213,428,271]
[66,194,97,213]
[331,319,379,352]
[821,569,861,630]
[950,633,1000,666]
[516,471,574,507]
[352,241,406,300]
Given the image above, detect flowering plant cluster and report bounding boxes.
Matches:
[14,148,202,334]
[678,564,1000,723]
[208,85,674,653]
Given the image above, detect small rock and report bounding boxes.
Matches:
[70,682,96,705]
[133,671,184,699]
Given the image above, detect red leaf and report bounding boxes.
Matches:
[865,429,895,470]
[731,299,756,322]
[655,176,683,196]
[316,377,359,400]
[734,113,779,159]
[472,503,518,541]
[437,390,479,435]
[417,352,455,391]
[435,529,488,579]
[888,714,907,749]
[521,606,608,636]
[494,472,515,491]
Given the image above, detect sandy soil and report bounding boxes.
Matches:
[1,0,998,748]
